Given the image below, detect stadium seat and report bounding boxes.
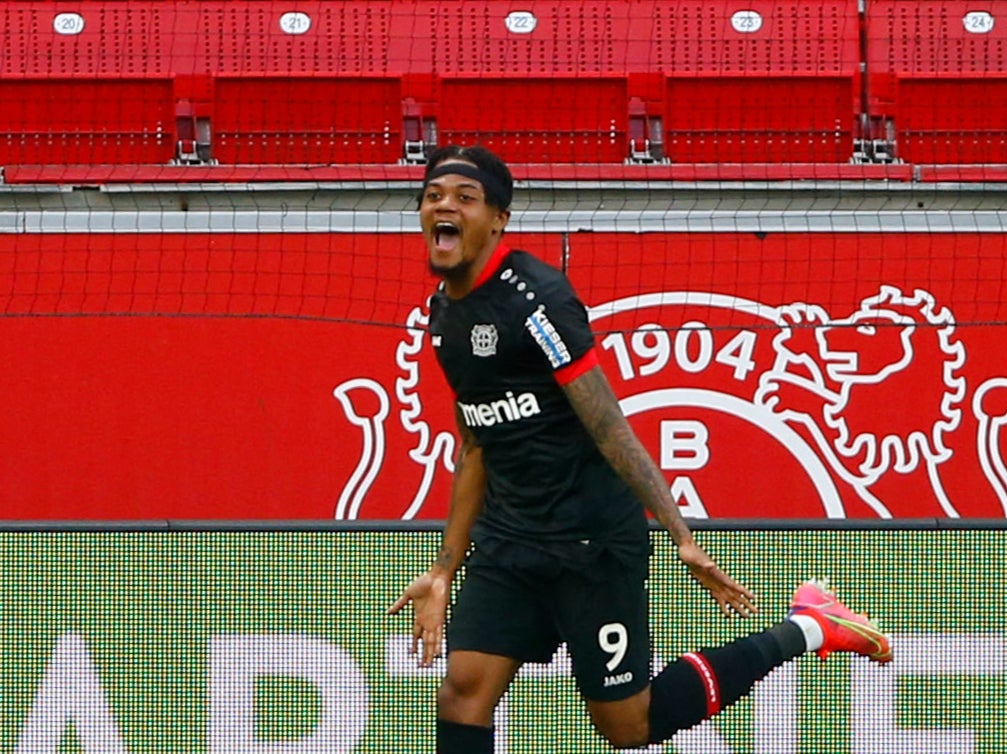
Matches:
[436,76,630,164]
[0,79,176,165]
[212,77,403,165]
[865,0,1007,165]
[653,0,862,164]
[0,1,182,165]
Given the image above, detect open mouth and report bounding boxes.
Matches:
[434,222,461,252]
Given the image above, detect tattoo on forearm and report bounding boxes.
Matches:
[565,368,690,539]
[435,547,455,570]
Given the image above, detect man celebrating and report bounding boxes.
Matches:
[389,144,891,752]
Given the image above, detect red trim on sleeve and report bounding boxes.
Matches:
[471,243,511,290]
[553,347,599,386]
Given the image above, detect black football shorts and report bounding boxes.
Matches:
[446,537,650,702]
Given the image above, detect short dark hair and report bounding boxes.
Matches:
[418,144,514,211]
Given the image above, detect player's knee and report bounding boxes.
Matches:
[437,672,492,724]
[436,675,469,716]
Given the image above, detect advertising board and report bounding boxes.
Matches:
[2,528,1002,753]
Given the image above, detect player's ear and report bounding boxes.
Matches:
[493,209,511,234]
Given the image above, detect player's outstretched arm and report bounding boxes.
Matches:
[387,407,487,665]
[562,365,757,618]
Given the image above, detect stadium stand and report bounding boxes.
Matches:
[0,0,1000,182]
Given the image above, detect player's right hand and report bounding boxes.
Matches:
[387,571,451,667]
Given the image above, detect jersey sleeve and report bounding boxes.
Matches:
[522,274,598,385]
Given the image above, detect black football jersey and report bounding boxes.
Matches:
[428,245,647,545]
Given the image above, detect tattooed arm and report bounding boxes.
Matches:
[388,404,487,665]
[562,365,757,617]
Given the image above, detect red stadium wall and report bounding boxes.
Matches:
[2,231,1005,520]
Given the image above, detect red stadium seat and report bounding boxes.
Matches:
[665,76,856,163]
[865,0,1007,165]
[212,77,403,165]
[437,77,630,164]
[192,3,406,164]
[653,0,862,164]
[0,79,175,165]
[0,0,865,170]
[0,2,182,165]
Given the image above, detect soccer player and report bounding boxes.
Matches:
[388,144,892,752]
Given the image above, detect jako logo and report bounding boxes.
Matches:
[604,671,634,687]
[459,391,541,427]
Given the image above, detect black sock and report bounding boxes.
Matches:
[436,719,494,754]
[648,621,806,743]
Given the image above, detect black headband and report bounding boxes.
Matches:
[423,162,510,209]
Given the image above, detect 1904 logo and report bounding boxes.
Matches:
[333,286,1007,520]
[589,287,1007,519]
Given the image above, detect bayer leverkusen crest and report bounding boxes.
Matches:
[470,324,499,357]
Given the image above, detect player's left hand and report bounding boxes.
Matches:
[387,570,451,666]
[678,539,758,618]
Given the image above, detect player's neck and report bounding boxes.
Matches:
[443,277,472,299]
[442,240,503,299]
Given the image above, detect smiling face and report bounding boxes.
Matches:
[419,160,510,296]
